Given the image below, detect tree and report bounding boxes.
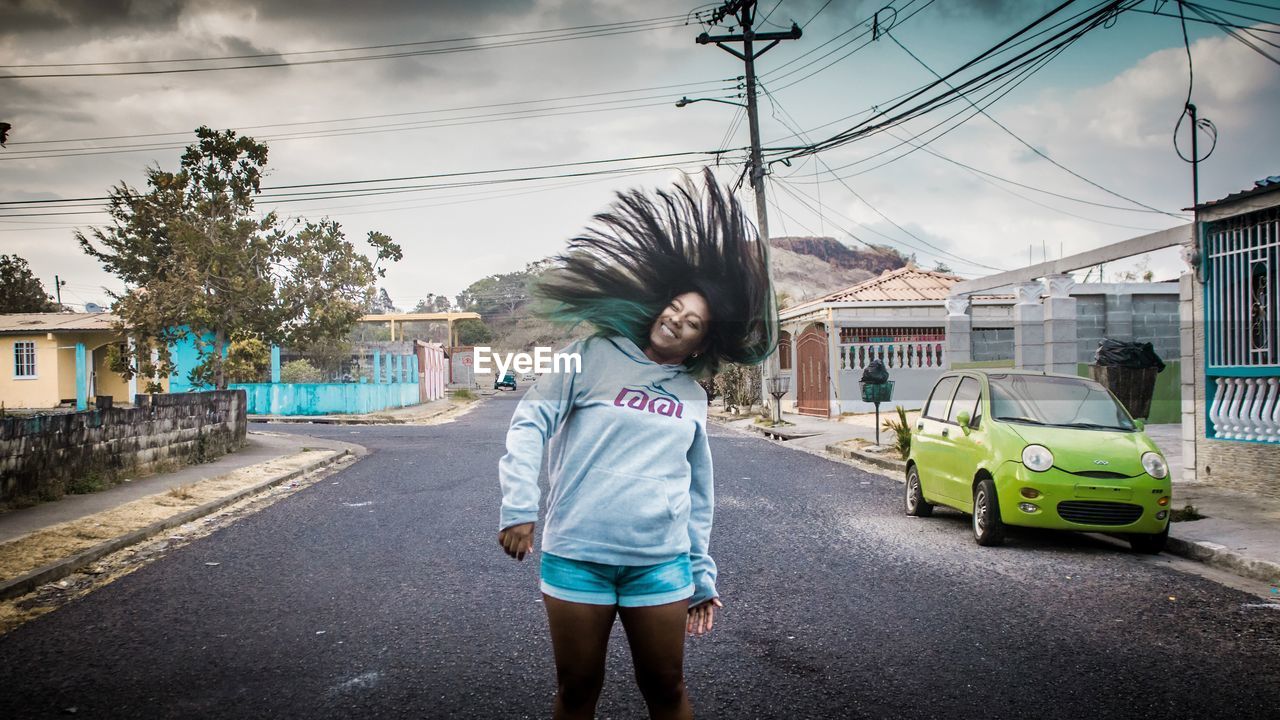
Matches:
[79,127,401,390]
[223,336,271,383]
[932,261,954,274]
[0,255,58,313]
[455,318,494,345]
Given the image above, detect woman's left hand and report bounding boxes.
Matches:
[686,597,723,636]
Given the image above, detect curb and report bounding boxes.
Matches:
[825,443,907,475]
[250,416,409,425]
[817,443,1280,585]
[0,448,356,602]
[1164,535,1280,585]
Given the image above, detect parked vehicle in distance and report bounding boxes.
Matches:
[905,369,1171,553]
[494,373,517,391]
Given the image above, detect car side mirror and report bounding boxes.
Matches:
[1133,419,1145,431]
[956,410,971,433]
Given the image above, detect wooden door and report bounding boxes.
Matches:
[796,324,830,417]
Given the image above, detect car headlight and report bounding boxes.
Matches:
[1022,444,1054,472]
[1142,452,1169,479]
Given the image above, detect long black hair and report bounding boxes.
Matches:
[533,168,778,376]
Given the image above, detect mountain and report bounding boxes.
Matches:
[455,236,907,352]
[769,236,907,275]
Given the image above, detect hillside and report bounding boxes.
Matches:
[769,236,907,275]
[457,235,906,352]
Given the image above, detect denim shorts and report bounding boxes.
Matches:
[540,552,695,608]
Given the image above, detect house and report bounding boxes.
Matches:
[1182,176,1280,493]
[777,263,965,417]
[779,262,1182,419]
[0,312,138,410]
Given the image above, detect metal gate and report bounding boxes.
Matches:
[796,324,829,417]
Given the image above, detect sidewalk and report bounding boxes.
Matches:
[712,408,1280,587]
[250,396,465,425]
[0,431,363,603]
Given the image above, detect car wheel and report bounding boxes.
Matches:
[1128,524,1168,554]
[904,465,933,517]
[972,477,1005,547]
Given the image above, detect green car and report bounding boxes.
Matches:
[905,370,1171,553]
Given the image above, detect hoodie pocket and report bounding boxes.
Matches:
[553,468,679,551]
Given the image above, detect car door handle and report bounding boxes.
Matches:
[916,422,924,431]
[941,428,949,438]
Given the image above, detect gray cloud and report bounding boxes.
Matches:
[0,0,184,37]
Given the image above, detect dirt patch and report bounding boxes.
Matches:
[0,449,333,583]
[0,453,355,635]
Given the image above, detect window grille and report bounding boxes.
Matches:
[1205,207,1279,369]
[13,341,36,378]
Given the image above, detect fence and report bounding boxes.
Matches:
[0,390,246,505]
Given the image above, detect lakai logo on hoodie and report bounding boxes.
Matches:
[613,385,685,418]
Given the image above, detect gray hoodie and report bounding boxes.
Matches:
[498,336,717,605]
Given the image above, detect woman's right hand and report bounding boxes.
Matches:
[498,522,535,561]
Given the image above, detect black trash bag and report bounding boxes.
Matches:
[861,359,890,384]
[1094,338,1166,372]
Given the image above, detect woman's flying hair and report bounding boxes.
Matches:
[533,167,778,376]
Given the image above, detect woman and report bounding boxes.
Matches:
[497,169,776,720]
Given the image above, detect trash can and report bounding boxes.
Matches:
[859,360,895,444]
[1089,339,1165,420]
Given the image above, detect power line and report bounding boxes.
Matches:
[6,78,735,147]
[0,154,723,216]
[1184,1,1280,64]
[1,14,695,69]
[2,95,738,162]
[884,31,1188,218]
[757,82,1007,271]
[773,0,1128,160]
[0,18,695,79]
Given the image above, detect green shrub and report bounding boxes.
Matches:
[881,405,912,459]
[280,359,323,383]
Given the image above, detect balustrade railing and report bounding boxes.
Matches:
[839,342,945,372]
[1208,376,1280,442]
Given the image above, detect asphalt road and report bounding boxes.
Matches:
[3,391,1279,719]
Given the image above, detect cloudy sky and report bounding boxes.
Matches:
[2,0,1278,311]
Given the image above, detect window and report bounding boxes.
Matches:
[1205,207,1279,369]
[948,377,981,426]
[13,341,36,378]
[778,332,792,370]
[923,376,958,420]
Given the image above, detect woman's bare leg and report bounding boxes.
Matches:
[544,594,617,720]
[618,600,692,720]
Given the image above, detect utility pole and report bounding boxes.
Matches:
[697,0,801,421]
[54,274,64,310]
[697,1,801,245]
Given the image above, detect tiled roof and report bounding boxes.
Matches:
[784,263,964,313]
[0,312,122,334]
[1194,175,1280,210]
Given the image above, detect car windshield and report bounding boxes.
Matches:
[989,374,1135,431]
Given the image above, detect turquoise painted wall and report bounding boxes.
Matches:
[229,381,419,416]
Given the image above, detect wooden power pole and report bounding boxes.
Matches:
[697,0,801,416]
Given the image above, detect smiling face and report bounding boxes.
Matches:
[646,291,712,364]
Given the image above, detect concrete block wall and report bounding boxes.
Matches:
[1076,296,1107,362]
[1132,294,1181,363]
[0,390,247,505]
[971,328,1014,362]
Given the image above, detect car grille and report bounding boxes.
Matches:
[1057,501,1144,526]
[1071,471,1132,479]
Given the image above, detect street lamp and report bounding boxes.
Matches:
[674,96,747,109]
[767,374,790,426]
